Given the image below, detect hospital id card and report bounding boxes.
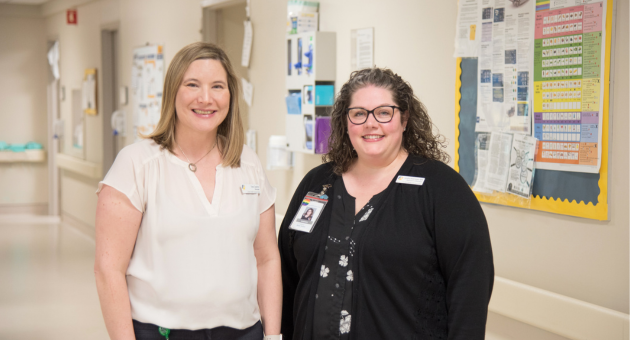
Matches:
[288,192,328,233]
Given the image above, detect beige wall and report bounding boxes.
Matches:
[248,0,299,212]
[1,0,625,338]
[118,0,202,147]
[215,3,250,131]
[248,0,470,214]
[0,5,49,207]
[42,0,201,226]
[44,0,117,225]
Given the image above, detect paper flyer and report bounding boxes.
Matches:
[484,131,514,192]
[454,0,481,57]
[132,45,164,142]
[242,20,253,68]
[472,132,493,193]
[506,133,537,198]
[532,0,605,173]
[241,78,254,107]
[504,0,532,133]
[475,0,494,131]
[475,0,534,134]
[354,27,374,70]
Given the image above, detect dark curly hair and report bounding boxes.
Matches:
[323,67,450,174]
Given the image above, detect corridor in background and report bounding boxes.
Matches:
[0,219,107,339]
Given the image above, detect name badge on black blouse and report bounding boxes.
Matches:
[395,176,425,185]
[288,192,328,233]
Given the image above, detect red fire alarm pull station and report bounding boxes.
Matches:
[67,9,77,25]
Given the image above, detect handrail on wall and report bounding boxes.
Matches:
[56,153,102,180]
[490,276,629,340]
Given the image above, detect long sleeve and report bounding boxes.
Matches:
[278,170,315,339]
[432,166,494,340]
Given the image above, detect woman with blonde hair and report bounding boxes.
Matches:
[279,67,493,339]
[95,42,282,340]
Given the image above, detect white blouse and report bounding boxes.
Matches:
[96,139,276,330]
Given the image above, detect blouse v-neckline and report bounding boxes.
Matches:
[167,150,223,216]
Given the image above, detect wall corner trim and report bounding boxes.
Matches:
[490,276,629,340]
[200,0,246,9]
[62,212,95,239]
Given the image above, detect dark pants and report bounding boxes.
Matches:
[133,320,263,340]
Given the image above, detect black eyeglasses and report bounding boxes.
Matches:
[346,105,400,125]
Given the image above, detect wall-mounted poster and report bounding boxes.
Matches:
[82,68,97,115]
[532,0,606,173]
[132,44,164,142]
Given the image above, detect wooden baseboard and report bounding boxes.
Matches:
[490,276,629,340]
[61,212,95,239]
[0,203,48,215]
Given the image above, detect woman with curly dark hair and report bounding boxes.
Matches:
[279,68,494,340]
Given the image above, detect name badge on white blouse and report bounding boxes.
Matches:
[241,184,261,194]
[288,192,328,233]
[396,176,425,186]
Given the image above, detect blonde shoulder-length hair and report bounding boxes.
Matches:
[146,42,244,168]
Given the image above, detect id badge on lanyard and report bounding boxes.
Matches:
[289,184,331,233]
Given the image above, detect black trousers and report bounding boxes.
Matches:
[133,320,263,340]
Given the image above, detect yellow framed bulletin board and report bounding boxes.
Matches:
[454,0,613,221]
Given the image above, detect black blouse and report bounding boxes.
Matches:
[279,156,494,340]
[312,177,385,340]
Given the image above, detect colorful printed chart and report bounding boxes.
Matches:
[532,0,605,173]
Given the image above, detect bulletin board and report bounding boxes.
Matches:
[454,0,614,221]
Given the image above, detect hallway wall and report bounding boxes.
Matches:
[0,5,49,210]
[42,0,201,227]
[243,0,630,337]
[0,0,626,338]
[252,0,629,313]
[44,0,118,226]
[117,0,203,148]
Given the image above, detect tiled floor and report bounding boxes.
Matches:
[0,217,108,339]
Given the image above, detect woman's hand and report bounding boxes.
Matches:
[254,205,282,336]
[94,185,143,340]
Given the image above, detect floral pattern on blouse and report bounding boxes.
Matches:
[320,265,330,278]
[312,177,385,340]
[339,255,349,267]
[358,206,374,222]
[340,310,351,334]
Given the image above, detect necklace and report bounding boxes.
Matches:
[176,140,217,172]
